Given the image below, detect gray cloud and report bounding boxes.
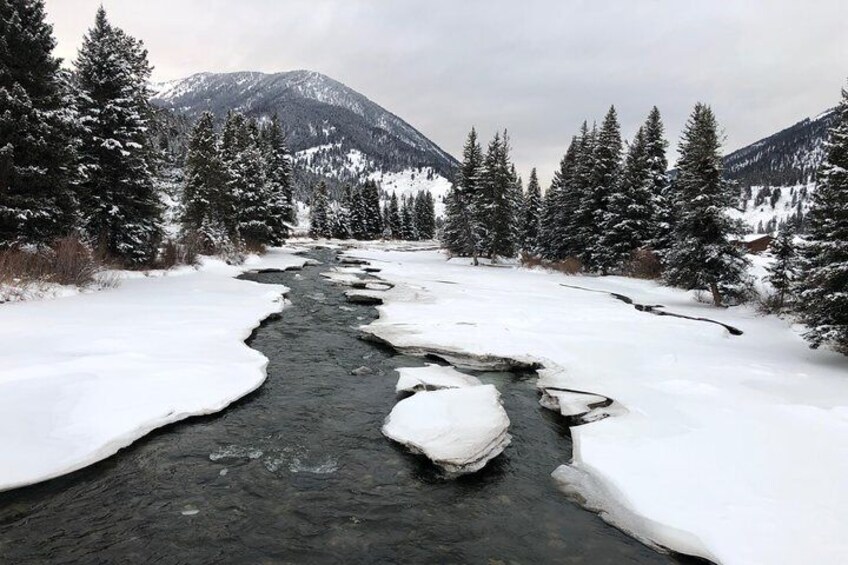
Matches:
[45,0,848,185]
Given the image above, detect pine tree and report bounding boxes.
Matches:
[75,7,161,265]
[601,126,655,271]
[459,128,485,262]
[643,107,672,256]
[539,136,579,260]
[400,195,418,240]
[262,113,294,244]
[234,118,272,246]
[387,192,402,239]
[0,0,79,246]
[346,184,366,240]
[309,181,331,238]
[766,227,797,311]
[569,122,597,265]
[586,106,623,273]
[442,184,474,253]
[797,85,848,352]
[522,168,543,255]
[360,180,383,239]
[480,131,520,259]
[665,103,749,306]
[181,112,227,242]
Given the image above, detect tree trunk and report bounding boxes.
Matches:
[709,281,723,307]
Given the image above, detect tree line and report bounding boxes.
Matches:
[309,180,436,241]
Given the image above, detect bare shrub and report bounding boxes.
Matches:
[49,236,99,286]
[625,248,663,279]
[520,253,543,269]
[550,256,583,275]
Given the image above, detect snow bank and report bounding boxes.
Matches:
[0,247,308,492]
[395,364,482,393]
[382,384,511,474]
[345,247,848,565]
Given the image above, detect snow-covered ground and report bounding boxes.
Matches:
[0,247,307,492]
[344,247,848,565]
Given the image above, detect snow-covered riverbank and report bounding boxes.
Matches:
[345,246,848,565]
[0,247,308,492]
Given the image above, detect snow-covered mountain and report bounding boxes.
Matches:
[725,109,835,233]
[152,70,458,204]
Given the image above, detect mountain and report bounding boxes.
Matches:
[724,109,835,233]
[151,70,458,204]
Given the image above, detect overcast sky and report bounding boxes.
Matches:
[44,0,848,185]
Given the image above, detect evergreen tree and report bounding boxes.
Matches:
[766,226,797,311]
[457,128,485,262]
[569,122,597,265]
[262,113,294,244]
[387,192,402,239]
[539,136,579,260]
[643,107,672,256]
[522,168,542,254]
[400,195,418,240]
[601,126,655,271]
[345,184,366,240]
[0,0,78,246]
[413,191,436,240]
[75,7,161,265]
[442,184,474,253]
[665,103,749,306]
[309,181,331,238]
[797,86,848,351]
[330,203,350,239]
[181,111,228,243]
[585,106,623,273]
[360,180,383,239]
[221,115,271,246]
[480,131,520,259]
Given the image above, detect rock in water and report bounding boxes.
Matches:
[351,366,374,376]
[395,364,482,393]
[382,384,511,475]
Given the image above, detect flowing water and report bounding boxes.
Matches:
[0,250,682,564]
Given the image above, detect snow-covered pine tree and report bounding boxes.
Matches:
[569,122,597,266]
[585,106,623,273]
[643,107,672,257]
[225,116,272,247]
[601,125,655,272]
[480,131,520,259]
[330,201,350,239]
[459,128,485,262]
[797,85,848,352]
[539,136,579,260]
[400,195,418,240]
[181,111,228,245]
[766,226,797,311]
[521,168,542,255]
[387,192,402,239]
[665,103,749,306]
[343,184,364,239]
[0,0,79,247]
[262,113,294,244]
[361,180,383,239]
[442,185,472,253]
[422,190,437,239]
[75,7,162,265]
[309,181,331,239]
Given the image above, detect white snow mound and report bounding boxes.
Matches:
[382,384,510,474]
[396,364,482,393]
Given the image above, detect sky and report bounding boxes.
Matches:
[44,0,848,186]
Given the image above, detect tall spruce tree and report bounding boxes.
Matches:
[442,185,474,254]
[797,86,848,352]
[233,118,272,246]
[766,226,797,311]
[262,113,294,244]
[387,192,401,239]
[459,128,485,262]
[360,180,383,239]
[400,195,417,240]
[540,136,579,260]
[309,181,331,238]
[522,168,542,254]
[585,106,623,273]
[665,103,749,306]
[75,7,161,265]
[480,131,520,259]
[0,0,78,246]
[570,122,597,266]
[181,111,228,244]
[643,107,672,256]
[601,126,655,271]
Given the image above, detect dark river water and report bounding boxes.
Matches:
[0,249,682,564]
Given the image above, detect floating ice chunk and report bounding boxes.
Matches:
[382,384,510,475]
[395,364,482,393]
[539,388,609,419]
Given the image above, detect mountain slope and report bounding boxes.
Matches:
[725,109,835,233]
[152,70,458,203]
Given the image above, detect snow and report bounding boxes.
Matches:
[0,246,308,492]
[382,384,511,474]
[344,246,848,565]
[395,364,482,393]
[368,167,452,217]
